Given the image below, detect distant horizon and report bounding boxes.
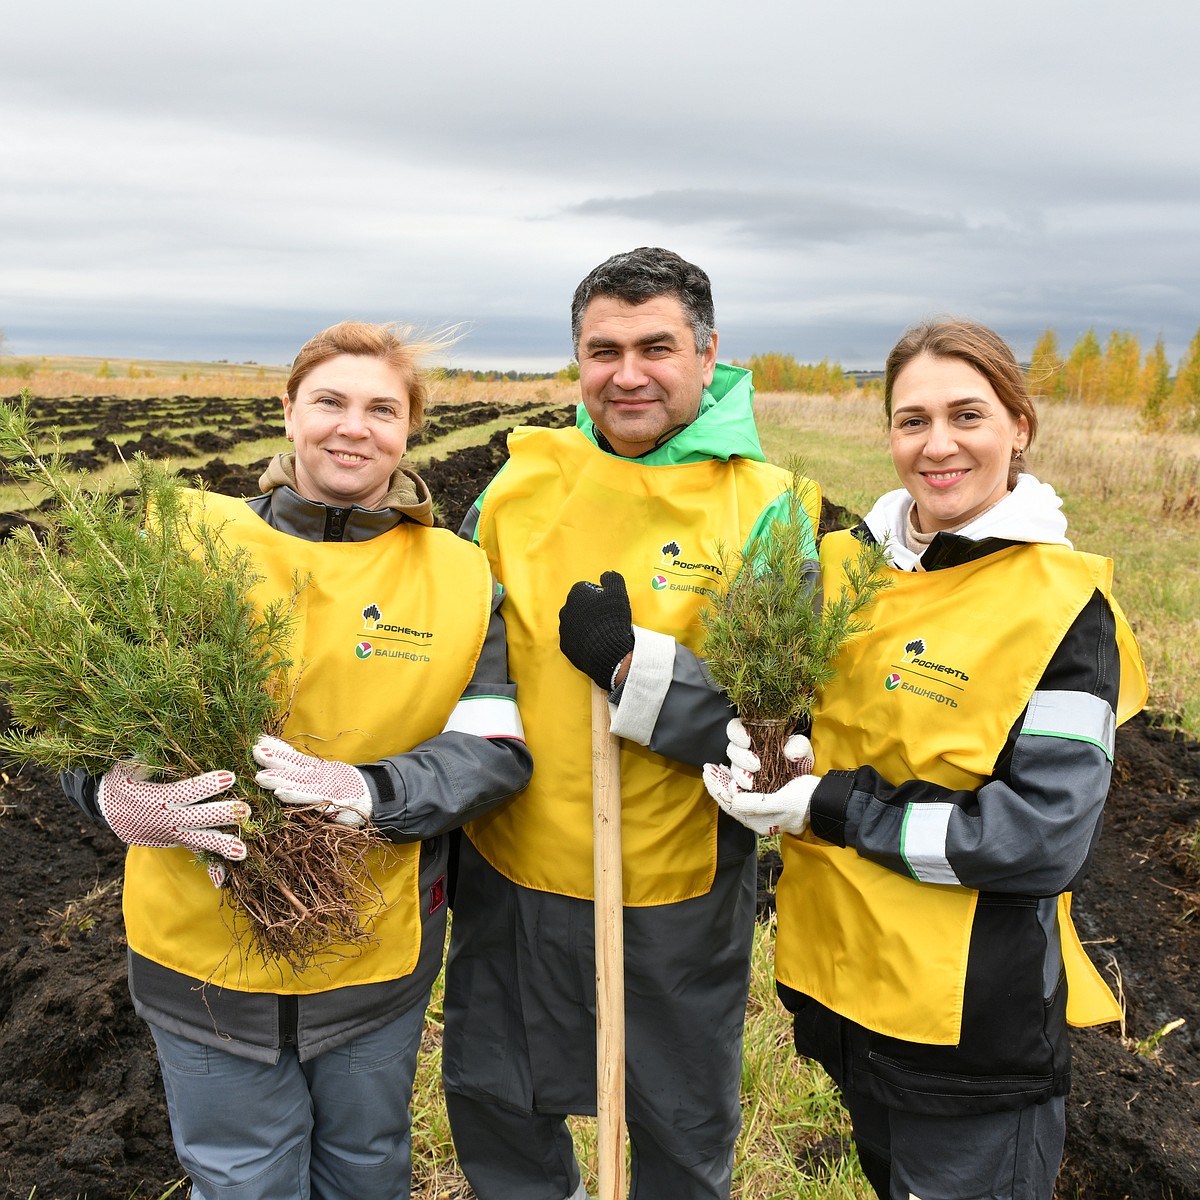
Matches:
[0,347,892,378]
[5,311,1193,381]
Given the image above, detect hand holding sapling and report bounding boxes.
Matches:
[253,735,373,829]
[702,762,821,837]
[723,717,814,790]
[701,466,889,791]
[97,761,248,859]
[0,397,384,967]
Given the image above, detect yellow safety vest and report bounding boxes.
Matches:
[468,426,813,904]
[123,490,492,992]
[776,533,1148,1043]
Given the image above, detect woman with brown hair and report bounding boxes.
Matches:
[706,318,1147,1199]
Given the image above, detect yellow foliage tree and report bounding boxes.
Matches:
[1101,330,1142,407]
[1172,325,1200,431]
[1028,328,1066,401]
[735,353,855,396]
[1139,336,1173,431]
[1065,329,1103,404]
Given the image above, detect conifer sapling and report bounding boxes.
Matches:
[701,467,891,791]
[0,398,386,969]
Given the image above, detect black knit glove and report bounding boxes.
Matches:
[558,571,636,691]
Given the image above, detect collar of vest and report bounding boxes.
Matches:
[851,521,1023,571]
[247,483,416,543]
[255,452,435,535]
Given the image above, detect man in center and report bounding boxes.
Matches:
[442,246,821,1199]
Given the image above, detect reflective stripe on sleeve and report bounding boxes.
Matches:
[900,801,962,885]
[442,696,525,741]
[1021,690,1116,762]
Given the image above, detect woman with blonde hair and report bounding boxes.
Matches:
[63,321,531,1200]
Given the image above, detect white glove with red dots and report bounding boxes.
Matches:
[252,735,373,828]
[96,762,248,886]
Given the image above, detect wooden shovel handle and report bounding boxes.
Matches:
[591,682,626,1200]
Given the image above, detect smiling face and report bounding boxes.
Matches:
[889,352,1030,533]
[282,353,410,510]
[577,294,718,457]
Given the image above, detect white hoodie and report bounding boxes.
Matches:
[863,473,1072,572]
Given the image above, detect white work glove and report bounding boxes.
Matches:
[702,762,821,837]
[96,762,248,888]
[252,735,373,828]
[723,717,814,790]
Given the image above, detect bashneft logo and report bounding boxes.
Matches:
[899,681,958,707]
[354,639,430,664]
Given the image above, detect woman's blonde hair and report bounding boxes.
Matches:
[286,321,456,433]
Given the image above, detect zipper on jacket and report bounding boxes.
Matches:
[324,506,350,541]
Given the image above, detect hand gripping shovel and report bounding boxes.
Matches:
[591,682,626,1199]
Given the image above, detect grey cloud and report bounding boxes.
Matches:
[562,190,972,245]
[4,0,1200,370]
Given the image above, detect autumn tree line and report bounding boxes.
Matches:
[1025,327,1200,431]
[738,324,1200,433]
[5,324,1199,432]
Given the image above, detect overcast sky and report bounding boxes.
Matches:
[3,0,1198,371]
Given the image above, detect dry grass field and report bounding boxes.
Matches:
[0,354,289,399]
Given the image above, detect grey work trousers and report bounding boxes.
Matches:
[443,837,756,1199]
[149,997,429,1200]
[844,1084,1067,1200]
[445,1091,736,1200]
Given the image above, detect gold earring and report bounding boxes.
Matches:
[1011,447,1024,461]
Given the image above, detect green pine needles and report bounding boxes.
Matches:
[0,408,292,781]
[0,397,383,969]
[701,467,892,787]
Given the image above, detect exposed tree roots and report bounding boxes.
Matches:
[223,806,390,971]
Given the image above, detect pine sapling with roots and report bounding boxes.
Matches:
[0,397,386,970]
[701,468,891,790]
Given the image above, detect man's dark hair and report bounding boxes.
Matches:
[570,247,715,357]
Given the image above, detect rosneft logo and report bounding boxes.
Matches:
[361,603,433,640]
[899,636,970,682]
[649,539,721,597]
